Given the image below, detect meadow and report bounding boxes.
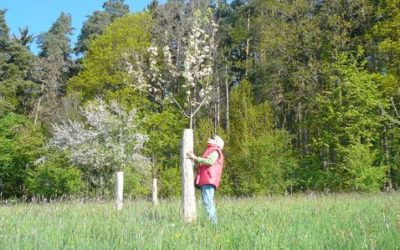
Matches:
[1,193,399,249]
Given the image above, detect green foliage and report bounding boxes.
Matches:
[144,106,186,170]
[0,9,37,116]
[0,113,44,198]
[26,156,84,199]
[158,166,181,198]
[0,9,10,43]
[233,131,297,195]
[76,0,130,54]
[142,107,186,197]
[3,0,400,197]
[37,12,73,59]
[1,41,34,80]
[341,142,387,192]
[68,13,152,100]
[368,0,400,77]
[316,53,385,144]
[222,80,296,195]
[229,80,273,143]
[194,117,216,154]
[366,0,400,190]
[118,167,150,198]
[102,0,130,18]
[0,77,38,116]
[312,53,386,183]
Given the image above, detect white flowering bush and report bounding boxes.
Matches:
[125,9,218,128]
[49,98,150,190]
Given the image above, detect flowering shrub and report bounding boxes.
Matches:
[49,98,150,190]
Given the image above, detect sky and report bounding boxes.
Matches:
[0,0,159,54]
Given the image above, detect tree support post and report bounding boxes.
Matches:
[152,178,158,206]
[180,129,197,222]
[115,171,124,210]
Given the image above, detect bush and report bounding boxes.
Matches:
[158,166,181,198]
[341,142,387,192]
[27,163,84,199]
[228,130,298,195]
[122,167,151,198]
[0,113,44,198]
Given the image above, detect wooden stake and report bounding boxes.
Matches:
[115,171,124,210]
[152,178,158,206]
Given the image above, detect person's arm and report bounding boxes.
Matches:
[194,151,219,166]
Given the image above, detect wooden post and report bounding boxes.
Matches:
[180,129,197,222]
[152,178,158,206]
[115,171,124,210]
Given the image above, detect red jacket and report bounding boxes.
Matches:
[195,145,224,188]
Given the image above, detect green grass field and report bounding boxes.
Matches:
[1,193,399,249]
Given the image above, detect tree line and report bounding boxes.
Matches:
[0,0,399,200]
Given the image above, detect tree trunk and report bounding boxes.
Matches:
[298,101,302,152]
[115,171,124,210]
[180,129,197,222]
[33,83,45,128]
[383,125,393,191]
[215,75,220,133]
[225,65,230,131]
[245,9,251,78]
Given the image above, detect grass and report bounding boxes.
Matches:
[0,193,399,249]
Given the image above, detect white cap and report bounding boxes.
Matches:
[214,135,224,149]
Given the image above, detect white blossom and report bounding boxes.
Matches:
[49,99,150,188]
[123,8,218,124]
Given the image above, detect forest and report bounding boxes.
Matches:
[1,0,399,200]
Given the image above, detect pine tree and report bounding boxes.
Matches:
[75,0,130,54]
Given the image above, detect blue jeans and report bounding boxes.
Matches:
[201,185,217,224]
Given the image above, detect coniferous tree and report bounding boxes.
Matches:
[37,12,73,60]
[0,9,36,116]
[32,12,73,126]
[75,0,130,55]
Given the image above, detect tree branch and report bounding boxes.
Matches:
[163,89,190,118]
[191,96,208,117]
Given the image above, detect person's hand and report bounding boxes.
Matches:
[186,151,197,161]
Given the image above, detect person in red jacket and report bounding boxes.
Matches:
[187,135,224,224]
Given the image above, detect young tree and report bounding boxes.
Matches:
[127,9,218,128]
[126,8,218,222]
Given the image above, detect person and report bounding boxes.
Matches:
[186,135,224,224]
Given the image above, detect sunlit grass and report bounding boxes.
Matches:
[1,193,399,249]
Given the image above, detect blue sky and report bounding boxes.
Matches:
[0,0,158,54]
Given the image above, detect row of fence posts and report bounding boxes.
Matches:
[114,172,159,210]
[114,129,196,223]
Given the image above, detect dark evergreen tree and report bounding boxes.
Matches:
[37,12,73,60]
[0,9,37,116]
[75,0,130,54]
[32,12,73,126]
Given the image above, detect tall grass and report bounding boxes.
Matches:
[0,193,399,249]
